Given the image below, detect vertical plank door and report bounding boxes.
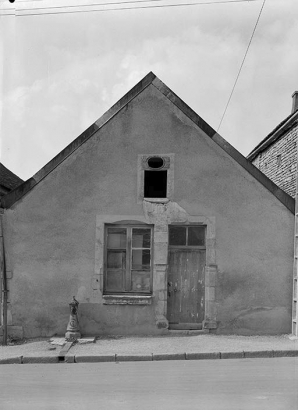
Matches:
[167,249,205,329]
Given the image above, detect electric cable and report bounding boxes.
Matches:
[217,0,266,132]
[0,0,261,17]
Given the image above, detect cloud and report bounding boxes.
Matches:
[1,0,298,179]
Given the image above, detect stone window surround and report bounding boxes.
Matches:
[137,153,175,204]
[103,223,154,296]
[95,214,217,330]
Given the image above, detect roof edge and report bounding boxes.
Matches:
[151,77,294,214]
[1,71,156,208]
[213,133,295,214]
[33,71,156,183]
[247,110,298,161]
[152,77,217,139]
[1,72,295,213]
[1,178,37,208]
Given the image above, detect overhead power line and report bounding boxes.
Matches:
[217,0,266,132]
[0,0,261,17]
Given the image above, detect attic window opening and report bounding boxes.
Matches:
[144,170,167,198]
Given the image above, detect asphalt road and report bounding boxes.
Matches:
[0,358,297,410]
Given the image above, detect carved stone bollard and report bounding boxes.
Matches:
[65,296,81,341]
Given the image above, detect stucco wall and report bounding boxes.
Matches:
[3,84,294,337]
[252,125,298,198]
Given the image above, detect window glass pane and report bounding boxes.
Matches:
[131,271,151,292]
[169,226,186,246]
[107,228,126,249]
[188,227,205,246]
[132,228,151,248]
[132,249,151,270]
[106,270,124,292]
[107,251,125,269]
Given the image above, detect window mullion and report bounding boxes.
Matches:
[126,228,132,292]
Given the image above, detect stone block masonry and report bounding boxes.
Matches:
[252,125,298,198]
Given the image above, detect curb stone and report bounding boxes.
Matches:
[116,354,153,362]
[220,351,245,359]
[186,352,220,360]
[64,355,75,363]
[0,356,22,364]
[153,353,186,361]
[1,350,298,364]
[75,354,116,363]
[244,350,274,358]
[22,356,59,364]
[273,350,298,357]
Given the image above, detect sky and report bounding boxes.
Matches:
[0,0,297,180]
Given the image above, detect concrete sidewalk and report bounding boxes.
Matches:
[1,333,298,364]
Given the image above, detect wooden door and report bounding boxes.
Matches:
[167,226,206,330]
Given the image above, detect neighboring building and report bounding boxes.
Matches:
[247,92,298,197]
[0,73,295,340]
[0,163,23,198]
[248,91,298,337]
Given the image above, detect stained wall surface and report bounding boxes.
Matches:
[2,84,294,337]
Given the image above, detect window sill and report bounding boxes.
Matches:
[103,295,153,305]
[143,198,169,204]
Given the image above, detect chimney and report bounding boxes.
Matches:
[292,91,298,113]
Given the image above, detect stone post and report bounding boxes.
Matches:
[65,296,81,341]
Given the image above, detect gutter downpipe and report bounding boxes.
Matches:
[0,210,7,346]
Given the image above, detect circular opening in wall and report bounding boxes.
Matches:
[147,156,164,169]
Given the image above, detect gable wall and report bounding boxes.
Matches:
[2,84,294,337]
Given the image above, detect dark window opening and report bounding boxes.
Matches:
[144,170,167,198]
[147,156,164,169]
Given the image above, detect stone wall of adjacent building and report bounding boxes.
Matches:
[252,124,298,198]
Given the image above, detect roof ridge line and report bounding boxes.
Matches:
[33,71,156,183]
[151,77,294,214]
[1,71,295,213]
[1,72,156,208]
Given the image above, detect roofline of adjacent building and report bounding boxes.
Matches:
[247,110,298,161]
[0,72,295,214]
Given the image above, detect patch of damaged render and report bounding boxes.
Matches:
[142,199,189,226]
[221,306,291,335]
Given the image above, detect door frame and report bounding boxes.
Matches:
[166,217,217,330]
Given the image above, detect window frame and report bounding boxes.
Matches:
[168,225,206,250]
[104,224,153,295]
[137,154,175,203]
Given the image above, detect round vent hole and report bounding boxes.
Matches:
[147,157,164,169]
